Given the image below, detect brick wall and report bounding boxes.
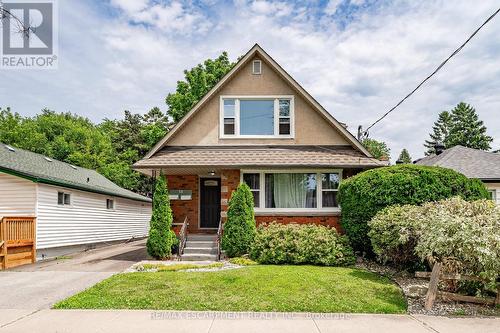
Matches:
[255,215,342,232]
[165,174,201,234]
[220,169,240,221]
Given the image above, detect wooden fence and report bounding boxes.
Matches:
[0,217,36,270]
[416,262,500,310]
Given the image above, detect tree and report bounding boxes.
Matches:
[446,102,492,150]
[222,183,256,257]
[166,52,235,122]
[397,149,412,164]
[424,103,492,154]
[146,174,177,259]
[361,138,390,160]
[424,111,452,155]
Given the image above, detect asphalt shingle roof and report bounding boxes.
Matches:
[415,145,500,180]
[0,143,151,202]
[133,145,387,169]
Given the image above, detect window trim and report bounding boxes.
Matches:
[240,169,342,213]
[252,60,262,74]
[488,189,497,202]
[57,191,72,206]
[219,95,295,139]
[106,198,115,210]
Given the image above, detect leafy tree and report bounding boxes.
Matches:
[424,103,492,154]
[361,138,390,160]
[424,111,452,155]
[446,102,492,150]
[146,174,177,259]
[222,183,256,257]
[166,52,235,122]
[397,149,412,164]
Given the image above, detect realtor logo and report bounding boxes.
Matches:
[1,0,58,69]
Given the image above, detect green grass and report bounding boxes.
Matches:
[141,262,224,271]
[54,265,406,313]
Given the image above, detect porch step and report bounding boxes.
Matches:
[181,253,218,261]
[183,247,217,255]
[185,240,216,248]
[188,234,217,241]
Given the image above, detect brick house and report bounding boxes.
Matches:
[133,44,385,235]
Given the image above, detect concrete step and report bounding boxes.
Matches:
[185,240,216,248]
[183,247,217,255]
[188,234,217,241]
[181,253,218,261]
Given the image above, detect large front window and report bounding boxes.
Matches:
[242,171,341,211]
[220,96,293,137]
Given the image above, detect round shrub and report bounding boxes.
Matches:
[222,183,256,257]
[338,165,489,254]
[250,223,355,266]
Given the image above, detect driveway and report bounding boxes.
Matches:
[0,239,148,311]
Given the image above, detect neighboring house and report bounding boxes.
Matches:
[415,145,500,204]
[133,44,385,234]
[0,143,152,259]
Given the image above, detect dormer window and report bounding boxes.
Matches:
[252,60,261,74]
[220,96,294,138]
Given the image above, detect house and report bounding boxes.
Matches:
[133,44,385,237]
[415,145,500,204]
[0,143,152,264]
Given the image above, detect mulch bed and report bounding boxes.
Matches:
[355,258,500,317]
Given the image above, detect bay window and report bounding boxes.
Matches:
[220,96,294,138]
[242,171,341,211]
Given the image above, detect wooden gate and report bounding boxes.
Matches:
[0,217,36,270]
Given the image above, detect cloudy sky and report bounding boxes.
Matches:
[1,0,499,160]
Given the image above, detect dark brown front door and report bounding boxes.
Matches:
[200,178,221,229]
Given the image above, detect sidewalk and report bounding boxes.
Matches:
[0,310,498,333]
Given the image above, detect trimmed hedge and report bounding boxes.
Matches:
[221,183,256,257]
[338,165,489,254]
[250,223,355,266]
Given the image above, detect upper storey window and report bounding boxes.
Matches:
[220,96,294,138]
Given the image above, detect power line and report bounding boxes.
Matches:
[358,6,500,140]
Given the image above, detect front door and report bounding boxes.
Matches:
[200,178,221,229]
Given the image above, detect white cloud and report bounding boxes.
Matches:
[1,0,499,161]
[325,0,342,15]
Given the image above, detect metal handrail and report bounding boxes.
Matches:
[177,216,188,258]
[216,218,223,261]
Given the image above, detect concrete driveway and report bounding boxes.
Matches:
[0,239,148,311]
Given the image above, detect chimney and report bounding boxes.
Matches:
[434,141,445,155]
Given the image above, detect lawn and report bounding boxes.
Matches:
[54,265,406,313]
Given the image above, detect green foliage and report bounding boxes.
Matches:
[361,138,390,160]
[146,175,177,259]
[250,223,355,266]
[397,149,412,164]
[166,52,235,122]
[221,183,256,257]
[228,257,258,266]
[369,197,500,286]
[0,106,169,196]
[338,164,490,254]
[424,103,493,155]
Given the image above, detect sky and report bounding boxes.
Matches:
[1,0,500,160]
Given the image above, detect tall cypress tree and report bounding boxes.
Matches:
[424,111,452,155]
[446,102,492,150]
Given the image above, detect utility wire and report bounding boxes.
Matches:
[358,6,500,139]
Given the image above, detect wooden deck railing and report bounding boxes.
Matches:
[0,217,36,270]
[216,218,223,261]
[177,216,188,258]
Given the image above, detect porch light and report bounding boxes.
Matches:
[208,170,216,176]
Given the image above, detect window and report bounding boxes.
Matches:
[243,173,260,207]
[252,60,261,74]
[221,97,293,137]
[169,190,193,200]
[106,199,114,210]
[57,191,71,205]
[488,190,497,202]
[223,99,236,135]
[242,171,341,210]
[321,173,340,207]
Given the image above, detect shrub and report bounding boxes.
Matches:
[369,197,500,284]
[250,223,355,266]
[146,174,178,259]
[338,164,489,254]
[228,257,258,266]
[221,183,256,257]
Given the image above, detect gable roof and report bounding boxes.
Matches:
[415,145,500,181]
[0,143,151,203]
[145,44,371,159]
